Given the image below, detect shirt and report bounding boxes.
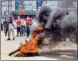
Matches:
[21,19,26,26]
[16,19,21,27]
[26,18,32,27]
[9,23,14,29]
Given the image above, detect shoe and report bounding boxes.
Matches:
[13,38,15,40]
[23,34,25,36]
[7,38,11,40]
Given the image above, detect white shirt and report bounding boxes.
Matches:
[21,19,26,26]
[13,20,17,28]
[9,23,14,29]
[28,19,38,41]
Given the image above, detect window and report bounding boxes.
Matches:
[2,1,16,16]
[2,3,8,15]
[2,1,8,6]
[12,1,15,7]
[47,1,58,8]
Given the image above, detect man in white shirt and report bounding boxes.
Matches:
[21,18,26,36]
[7,17,15,40]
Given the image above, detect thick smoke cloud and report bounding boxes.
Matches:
[37,3,77,43]
[61,11,77,29]
[37,6,52,26]
[45,9,67,29]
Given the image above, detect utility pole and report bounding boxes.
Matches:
[8,1,9,16]
[0,0,2,46]
[0,0,1,17]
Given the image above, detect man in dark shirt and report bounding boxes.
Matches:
[5,19,9,36]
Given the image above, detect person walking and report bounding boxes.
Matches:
[7,17,15,40]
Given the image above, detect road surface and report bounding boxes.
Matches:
[1,30,77,60]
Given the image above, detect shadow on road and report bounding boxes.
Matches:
[38,50,77,60]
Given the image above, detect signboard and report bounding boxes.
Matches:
[47,1,58,8]
[36,1,42,7]
[15,0,24,10]
[15,0,36,11]
[23,1,36,11]
[36,1,47,7]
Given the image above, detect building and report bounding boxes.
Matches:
[1,0,77,19]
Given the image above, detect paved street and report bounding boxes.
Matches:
[1,30,77,60]
[1,30,58,60]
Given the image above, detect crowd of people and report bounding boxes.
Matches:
[1,16,33,41]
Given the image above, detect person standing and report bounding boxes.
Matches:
[3,19,6,33]
[1,20,3,31]
[16,16,21,36]
[26,16,32,38]
[7,17,15,40]
[5,18,9,36]
[21,18,26,36]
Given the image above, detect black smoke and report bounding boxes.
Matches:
[37,6,77,43]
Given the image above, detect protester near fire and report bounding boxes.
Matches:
[26,16,32,38]
[7,17,15,40]
[21,18,26,36]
